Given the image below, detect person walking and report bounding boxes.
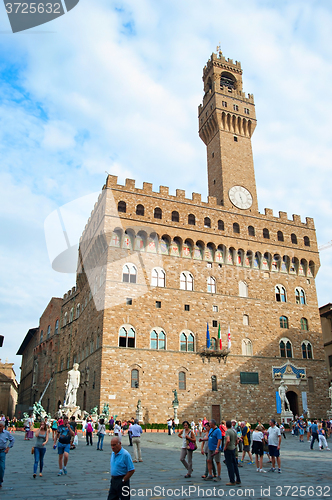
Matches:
[280,421,286,439]
[85,418,94,446]
[251,424,265,472]
[178,420,196,478]
[33,420,49,478]
[219,420,227,451]
[240,421,254,464]
[97,418,106,451]
[267,419,281,473]
[130,419,143,463]
[54,415,75,476]
[128,419,134,447]
[70,416,77,449]
[109,416,115,436]
[310,420,319,450]
[114,421,122,440]
[318,425,330,450]
[200,419,222,482]
[201,422,216,478]
[107,437,135,500]
[0,420,14,489]
[167,418,172,435]
[224,420,241,486]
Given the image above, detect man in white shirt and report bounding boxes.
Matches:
[267,419,281,473]
[130,419,143,463]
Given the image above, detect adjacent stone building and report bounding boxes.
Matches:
[0,360,18,418]
[17,50,330,422]
[319,303,332,387]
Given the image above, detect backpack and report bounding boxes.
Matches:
[87,422,93,433]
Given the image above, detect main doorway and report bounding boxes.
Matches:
[286,390,299,416]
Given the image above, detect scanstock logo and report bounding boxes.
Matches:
[3,0,79,33]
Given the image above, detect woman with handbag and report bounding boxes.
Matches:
[178,420,196,478]
[33,420,49,478]
[97,418,106,451]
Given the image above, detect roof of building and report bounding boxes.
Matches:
[16,327,39,355]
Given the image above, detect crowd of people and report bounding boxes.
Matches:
[0,411,331,495]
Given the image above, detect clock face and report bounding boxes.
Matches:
[228,186,253,209]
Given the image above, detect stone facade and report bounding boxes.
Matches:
[17,51,330,422]
[0,360,18,418]
[320,303,332,387]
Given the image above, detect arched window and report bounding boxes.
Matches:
[118,201,126,213]
[180,332,194,352]
[204,217,211,228]
[242,339,253,356]
[279,316,288,328]
[119,326,135,348]
[207,276,216,294]
[218,220,224,231]
[300,317,308,331]
[210,337,217,350]
[136,204,144,216]
[63,313,67,327]
[275,285,287,302]
[277,231,284,242]
[243,314,249,326]
[180,272,194,291]
[304,236,310,247]
[211,375,217,391]
[70,308,74,322]
[150,329,166,350]
[40,330,43,342]
[239,281,248,298]
[131,369,139,388]
[233,222,240,234]
[263,228,270,239]
[188,214,195,225]
[172,211,179,222]
[154,207,162,219]
[248,225,255,236]
[122,264,137,284]
[179,371,186,390]
[291,233,298,244]
[295,287,305,305]
[55,319,59,335]
[151,268,166,287]
[280,339,292,358]
[302,341,313,359]
[76,304,80,319]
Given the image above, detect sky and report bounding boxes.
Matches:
[1,0,332,378]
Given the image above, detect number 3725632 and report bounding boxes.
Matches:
[5,3,61,14]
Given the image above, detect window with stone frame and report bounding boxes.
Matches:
[280,339,292,358]
[188,214,196,225]
[154,207,162,219]
[119,326,135,348]
[218,220,224,230]
[150,329,166,350]
[300,317,309,331]
[295,287,306,305]
[136,204,144,216]
[122,264,137,284]
[211,375,218,391]
[207,276,216,294]
[304,236,310,247]
[291,233,298,244]
[151,268,166,287]
[302,341,313,359]
[277,231,284,242]
[54,319,59,335]
[248,225,255,236]
[279,316,288,328]
[179,371,186,390]
[180,272,194,291]
[204,217,211,228]
[131,369,139,388]
[118,201,126,213]
[275,285,287,302]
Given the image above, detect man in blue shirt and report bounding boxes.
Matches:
[54,416,75,476]
[108,437,135,500]
[0,420,15,488]
[310,420,319,449]
[130,419,143,463]
[200,419,222,482]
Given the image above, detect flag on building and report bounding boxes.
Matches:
[227,324,231,350]
[218,324,222,350]
[206,323,211,349]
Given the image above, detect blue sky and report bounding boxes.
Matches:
[1,0,332,377]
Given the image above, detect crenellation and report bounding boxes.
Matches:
[106,174,118,188]
[306,217,315,229]
[176,188,185,198]
[207,195,217,206]
[192,192,201,203]
[264,208,273,216]
[279,211,288,220]
[125,178,135,189]
[292,214,302,224]
[143,182,153,192]
[159,185,169,196]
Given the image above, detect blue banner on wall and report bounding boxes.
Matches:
[276,391,282,414]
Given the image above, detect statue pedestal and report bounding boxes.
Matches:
[60,405,81,419]
[136,409,143,423]
[173,404,179,425]
[280,410,293,424]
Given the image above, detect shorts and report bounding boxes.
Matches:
[58,443,70,455]
[208,449,221,462]
[299,428,304,435]
[109,425,114,430]
[268,445,280,457]
[243,445,250,452]
[252,441,263,456]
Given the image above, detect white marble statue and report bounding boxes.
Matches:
[64,363,81,406]
[329,383,332,408]
[278,380,290,412]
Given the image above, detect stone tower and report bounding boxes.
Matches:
[198,50,258,212]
